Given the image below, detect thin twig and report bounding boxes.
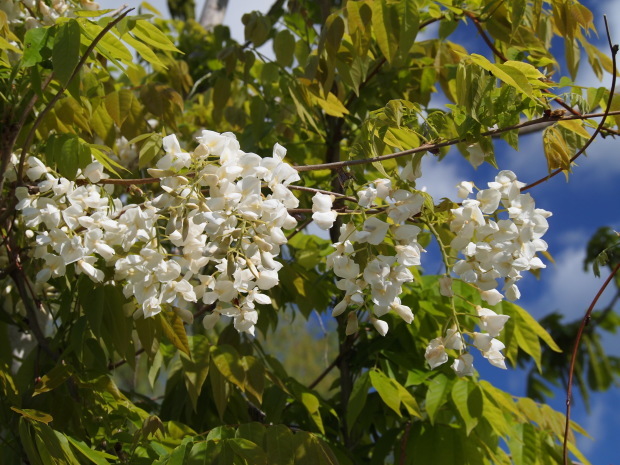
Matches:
[288,184,357,202]
[16,8,134,183]
[287,216,313,241]
[294,110,620,173]
[0,74,54,196]
[467,10,620,136]
[562,261,620,465]
[399,421,412,465]
[523,16,618,192]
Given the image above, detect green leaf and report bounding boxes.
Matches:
[293,432,338,465]
[66,436,117,465]
[300,391,325,434]
[186,440,222,465]
[105,89,135,127]
[11,408,53,425]
[509,423,537,465]
[165,442,189,465]
[137,133,163,169]
[369,369,401,417]
[180,335,210,410]
[372,0,398,64]
[450,380,480,435]
[396,382,422,418]
[45,134,91,180]
[33,364,72,396]
[226,438,267,465]
[396,0,419,55]
[52,19,80,88]
[514,317,543,371]
[469,53,535,100]
[22,27,49,67]
[323,14,344,59]
[158,312,190,356]
[131,19,180,52]
[347,372,371,432]
[264,425,294,465]
[425,373,450,424]
[558,119,591,139]
[209,360,229,420]
[122,33,166,68]
[273,30,295,67]
[211,345,245,390]
[241,355,265,404]
[19,419,44,465]
[502,301,561,352]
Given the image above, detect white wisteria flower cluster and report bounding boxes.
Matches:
[425,306,510,375]
[451,170,551,305]
[1,0,99,29]
[325,179,425,336]
[15,130,300,337]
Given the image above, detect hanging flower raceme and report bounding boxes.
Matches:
[15,130,300,337]
[450,170,551,304]
[323,178,425,337]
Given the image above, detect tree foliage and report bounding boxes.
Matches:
[0,0,619,464]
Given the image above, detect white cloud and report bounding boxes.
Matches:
[528,243,615,321]
[577,396,605,456]
[417,155,463,200]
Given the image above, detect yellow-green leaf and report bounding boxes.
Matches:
[131,19,180,52]
[158,312,190,356]
[542,125,572,172]
[314,92,349,117]
[369,369,401,417]
[11,408,53,425]
[372,0,398,64]
[558,119,591,139]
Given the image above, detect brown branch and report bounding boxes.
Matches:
[295,110,620,173]
[288,184,357,201]
[399,421,412,465]
[308,353,342,390]
[562,261,620,465]
[523,17,618,192]
[465,11,508,61]
[4,240,56,361]
[16,8,134,183]
[287,216,313,241]
[0,74,54,196]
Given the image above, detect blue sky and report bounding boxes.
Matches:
[108,0,620,461]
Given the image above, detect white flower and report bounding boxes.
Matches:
[357,217,390,245]
[481,338,507,369]
[480,289,503,305]
[374,179,392,199]
[477,306,510,337]
[456,181,474,199]
[83,162,105,183]
[345,312,359,335]
[390,299,414,324]
[312,210,338,230]
[472,332,494,352]
[466,144,485,168]
[202,311,221,330]
[370,317,389,336]
[439,276,453,297]
[425,338,448,369]
[452,354,475,376]
[357,187,377,207]
[444,327,463,350]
